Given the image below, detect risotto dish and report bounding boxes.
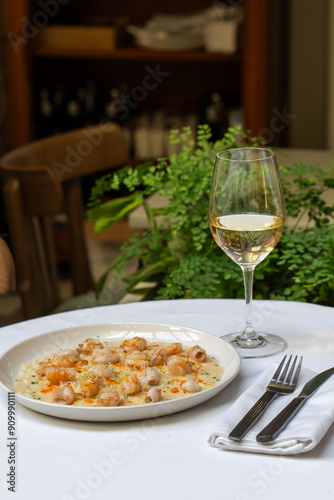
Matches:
[14,337,224,407]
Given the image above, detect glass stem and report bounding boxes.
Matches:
[242,266,256,339]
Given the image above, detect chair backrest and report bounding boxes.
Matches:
[0,237,16,294]
[0,123,129,319]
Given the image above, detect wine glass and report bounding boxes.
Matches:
[208,147,286,358]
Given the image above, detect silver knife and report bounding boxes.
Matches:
[256,367,334,443]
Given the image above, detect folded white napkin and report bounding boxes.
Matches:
[208,362,334,455]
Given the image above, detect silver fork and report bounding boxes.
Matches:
[228,355,303,442]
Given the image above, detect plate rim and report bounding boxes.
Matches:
[0,321,241,421]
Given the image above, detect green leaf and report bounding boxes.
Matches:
[124,257,178,292]
[95,253,126,297]
[87,192,144,233]
[324,177,334,188]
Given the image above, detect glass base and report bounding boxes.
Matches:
[220,332,287,359]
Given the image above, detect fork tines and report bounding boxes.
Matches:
[269,355,303,392]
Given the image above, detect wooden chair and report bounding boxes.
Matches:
[0,123,129,319]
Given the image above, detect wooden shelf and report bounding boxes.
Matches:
[3,0,270,148]
[34,46,243,63]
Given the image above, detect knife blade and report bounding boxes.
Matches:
[256,367,334,443]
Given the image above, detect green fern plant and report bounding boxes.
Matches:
[87,125,334,306]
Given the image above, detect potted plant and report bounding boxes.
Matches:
[87,125,334,306]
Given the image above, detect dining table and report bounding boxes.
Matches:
[0,298,334,500]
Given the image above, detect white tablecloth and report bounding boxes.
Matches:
[0,299,334,500]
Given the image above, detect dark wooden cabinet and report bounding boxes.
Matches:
[3,0,269,149]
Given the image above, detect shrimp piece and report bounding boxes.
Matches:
[58,348,79,358]
[182,379,200,393]
[150,348,167,366]
[188,345,206,363]
[37,362,52,376]
[80,377,103,398]
[53,354,79,368]
[97,391,120,407]
[124,351,152,368]
[52,384,76,405]
[121,375,141,395]
[75,359,89,368]
[45,366,77,385]
[88,366,115,379]
[140,368,161,386]
[92,349,120,365]
[145,387,161,404]
[77,338,104,355]
[165,343,183,356]
[121,336,147,353]
[167,356,193,376]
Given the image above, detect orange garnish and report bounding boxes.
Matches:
[41,384,57,393]
[106,378,118,385]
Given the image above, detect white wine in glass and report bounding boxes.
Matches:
[208,148,286,358]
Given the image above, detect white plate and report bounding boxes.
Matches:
[0,322,240,421]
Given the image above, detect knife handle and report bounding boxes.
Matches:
[228,391,278,442]
[256,396,307,443]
